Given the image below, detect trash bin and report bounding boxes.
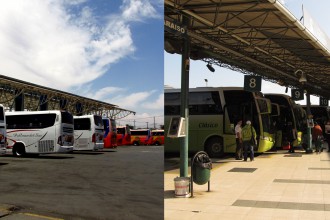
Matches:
[174,177,190,197]
[192,152,212,185]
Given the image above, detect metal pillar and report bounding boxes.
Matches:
[305,91,313,153]
[180,16,190,178]
[39,95,48,111]
[14,90,24,111]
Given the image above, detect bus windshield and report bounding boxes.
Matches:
[0,106,4,121]
[74,118,91,130]
[61,111,73,124]
[94,115,103,127]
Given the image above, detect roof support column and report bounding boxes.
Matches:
[305,91,313,153]
[14,90,24,111]
[180,16,190,178]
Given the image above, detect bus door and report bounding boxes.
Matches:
[223,103,250,153]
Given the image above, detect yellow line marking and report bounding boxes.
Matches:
[21,213,64,220]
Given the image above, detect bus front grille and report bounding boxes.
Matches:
[39,140,55,152]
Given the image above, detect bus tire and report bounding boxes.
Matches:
[205,136,224,158]
[133,141,139,146]
[155,141,160,146]
[13,143,26,157]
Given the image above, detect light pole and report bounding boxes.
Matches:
[204,79,208,87]
[296,69,312,153]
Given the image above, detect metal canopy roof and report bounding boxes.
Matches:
[0,74,135,119]
[165,0,330,99]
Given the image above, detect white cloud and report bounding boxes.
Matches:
[89,87,126,100]
[0,0,145,90]
[142,93,164,110]
[108,91,155,109]
[121,0,160,21]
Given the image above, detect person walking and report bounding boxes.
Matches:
[325,120,330,152]
[287,122,297,153]
[241,120,257,162]
[235,120,243,160]
[312,121,323,153]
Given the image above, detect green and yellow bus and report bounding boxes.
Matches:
[165,87,275,158]
[264,94,306,148]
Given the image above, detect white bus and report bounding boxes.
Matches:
[6,110,74,156]
[0,104,6,155]
[165,87,274,157]
[73,115,104,151]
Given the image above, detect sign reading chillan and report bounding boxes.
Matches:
[164,19,187,36]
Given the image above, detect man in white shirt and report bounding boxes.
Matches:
[235,120,243,160]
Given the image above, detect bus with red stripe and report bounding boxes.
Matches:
[148,129,164,146]
[103,117,117,148]
[116,125,131,146]
[130,129,151,146]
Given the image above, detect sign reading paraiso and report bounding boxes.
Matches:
[164,19,187,36]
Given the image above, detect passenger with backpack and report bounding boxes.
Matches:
[241,120,257,162]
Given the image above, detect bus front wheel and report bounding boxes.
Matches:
[205,136,224,158]
[13,144,26,157]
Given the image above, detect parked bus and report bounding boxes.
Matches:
[6,110,74,156]
[73,115,104,151]
[265,94,305,148]
[103,117,117,148]
[0,104,6,155]
[130,129,151,146]
[148,129,164,145]
[165,87,274,157]
[116,125,131,146]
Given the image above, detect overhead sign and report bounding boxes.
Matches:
[291,89,304,101]
[164,19,187,37]
[244,75,261,92]
[320,97,329,106]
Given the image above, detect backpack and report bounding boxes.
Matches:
[242,125,252,141]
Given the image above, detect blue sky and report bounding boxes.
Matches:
[0,0,163,129]
[165,0,330,106]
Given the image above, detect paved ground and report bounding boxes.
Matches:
[0,145,164,220]
[165,145,330,220]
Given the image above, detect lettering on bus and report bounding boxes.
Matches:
[199,123,219,128]
[12,133,44,138]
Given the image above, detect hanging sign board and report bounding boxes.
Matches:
[320,97,329,106]
[164,19,187,37]
[291,89,304,101]
[244,75,261,92]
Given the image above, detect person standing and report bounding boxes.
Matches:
[287,122,297,153]
[325,120,330,152]
[241,120,257,162]
[312,121,323,153]
[235,120,243,160]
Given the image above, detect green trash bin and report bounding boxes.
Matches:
[192,152,212,185]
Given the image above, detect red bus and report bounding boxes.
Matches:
[148,129,164,146]
[116,125,131,146]
[103,117,117,148]
[130,129,151,146]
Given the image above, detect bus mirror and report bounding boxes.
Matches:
[167,117,186,138]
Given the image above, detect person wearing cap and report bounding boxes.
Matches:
[241,120,257,161]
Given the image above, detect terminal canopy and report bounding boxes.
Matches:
[0,74,135,119]
[165,0,330,99]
